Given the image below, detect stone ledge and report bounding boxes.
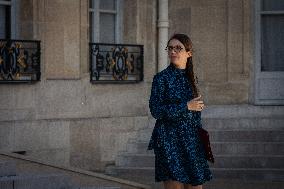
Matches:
[202,104,284,118]
[0,152,150,189]
[148,104,284,119]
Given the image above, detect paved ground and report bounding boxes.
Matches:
[0,153,149,189]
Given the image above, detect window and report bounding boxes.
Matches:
[260,0,284,71]
[89,0,122,43]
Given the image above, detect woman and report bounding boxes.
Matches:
[148,33,213,189]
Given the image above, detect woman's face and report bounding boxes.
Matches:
[167,39,192,69]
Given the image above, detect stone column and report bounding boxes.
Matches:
[157,0,169,72]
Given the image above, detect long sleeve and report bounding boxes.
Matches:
[149,75,193,120]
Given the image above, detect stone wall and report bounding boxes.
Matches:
[0,0,156,171]
[169,0,252,104]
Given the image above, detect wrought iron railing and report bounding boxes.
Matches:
[89,43,143,83]
[0,39,41,83]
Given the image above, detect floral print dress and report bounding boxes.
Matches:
[148,63,213,186]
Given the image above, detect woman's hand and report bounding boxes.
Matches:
[187,95,205,111]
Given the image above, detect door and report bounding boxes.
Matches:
[254,0,284,105]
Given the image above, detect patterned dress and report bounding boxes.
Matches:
[147,63,213,186]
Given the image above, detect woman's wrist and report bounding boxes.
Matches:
[187,101,192,110]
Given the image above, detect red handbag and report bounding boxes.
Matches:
[198,127,214,163]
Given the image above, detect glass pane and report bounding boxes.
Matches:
[0,5,8,38]
[89,0,93,9]
[261,15,284,71]
[100,0,115,10]
[262,0,284,11]
[100,13,115,43]
[89,12,93,42]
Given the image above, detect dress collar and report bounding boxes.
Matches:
[169,63,186,75]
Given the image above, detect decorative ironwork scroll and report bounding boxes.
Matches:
[0,39,41,83]
[90,43,143,83]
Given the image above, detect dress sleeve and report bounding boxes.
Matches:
[149,75,194,120]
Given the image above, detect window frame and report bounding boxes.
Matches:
[89,0,123,43]
[0,0,17,39]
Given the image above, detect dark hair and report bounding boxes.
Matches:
[167,33,199,98]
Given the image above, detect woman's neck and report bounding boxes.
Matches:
[172,62,186,70]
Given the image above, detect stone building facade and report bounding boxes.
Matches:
[0,0,283,172]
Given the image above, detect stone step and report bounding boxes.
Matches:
[137,129,284,143]
[126,141,284,156]
[202,117,284,130]
[105,166,284,183]
[0,161,16,177]
[115,153,284,169]
[78,187,120,189]
[150,179,284,189]
[0,174,74,189]
[211,142,284,156]
[204,179,284,189]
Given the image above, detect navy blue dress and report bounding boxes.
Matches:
[147,63,213,186]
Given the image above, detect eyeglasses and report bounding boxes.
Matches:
[165,45,184,53]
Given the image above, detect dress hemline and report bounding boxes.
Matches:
[155,175,213,186]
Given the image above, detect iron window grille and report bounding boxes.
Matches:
[90,43,143,83]
[0,39,41,83]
